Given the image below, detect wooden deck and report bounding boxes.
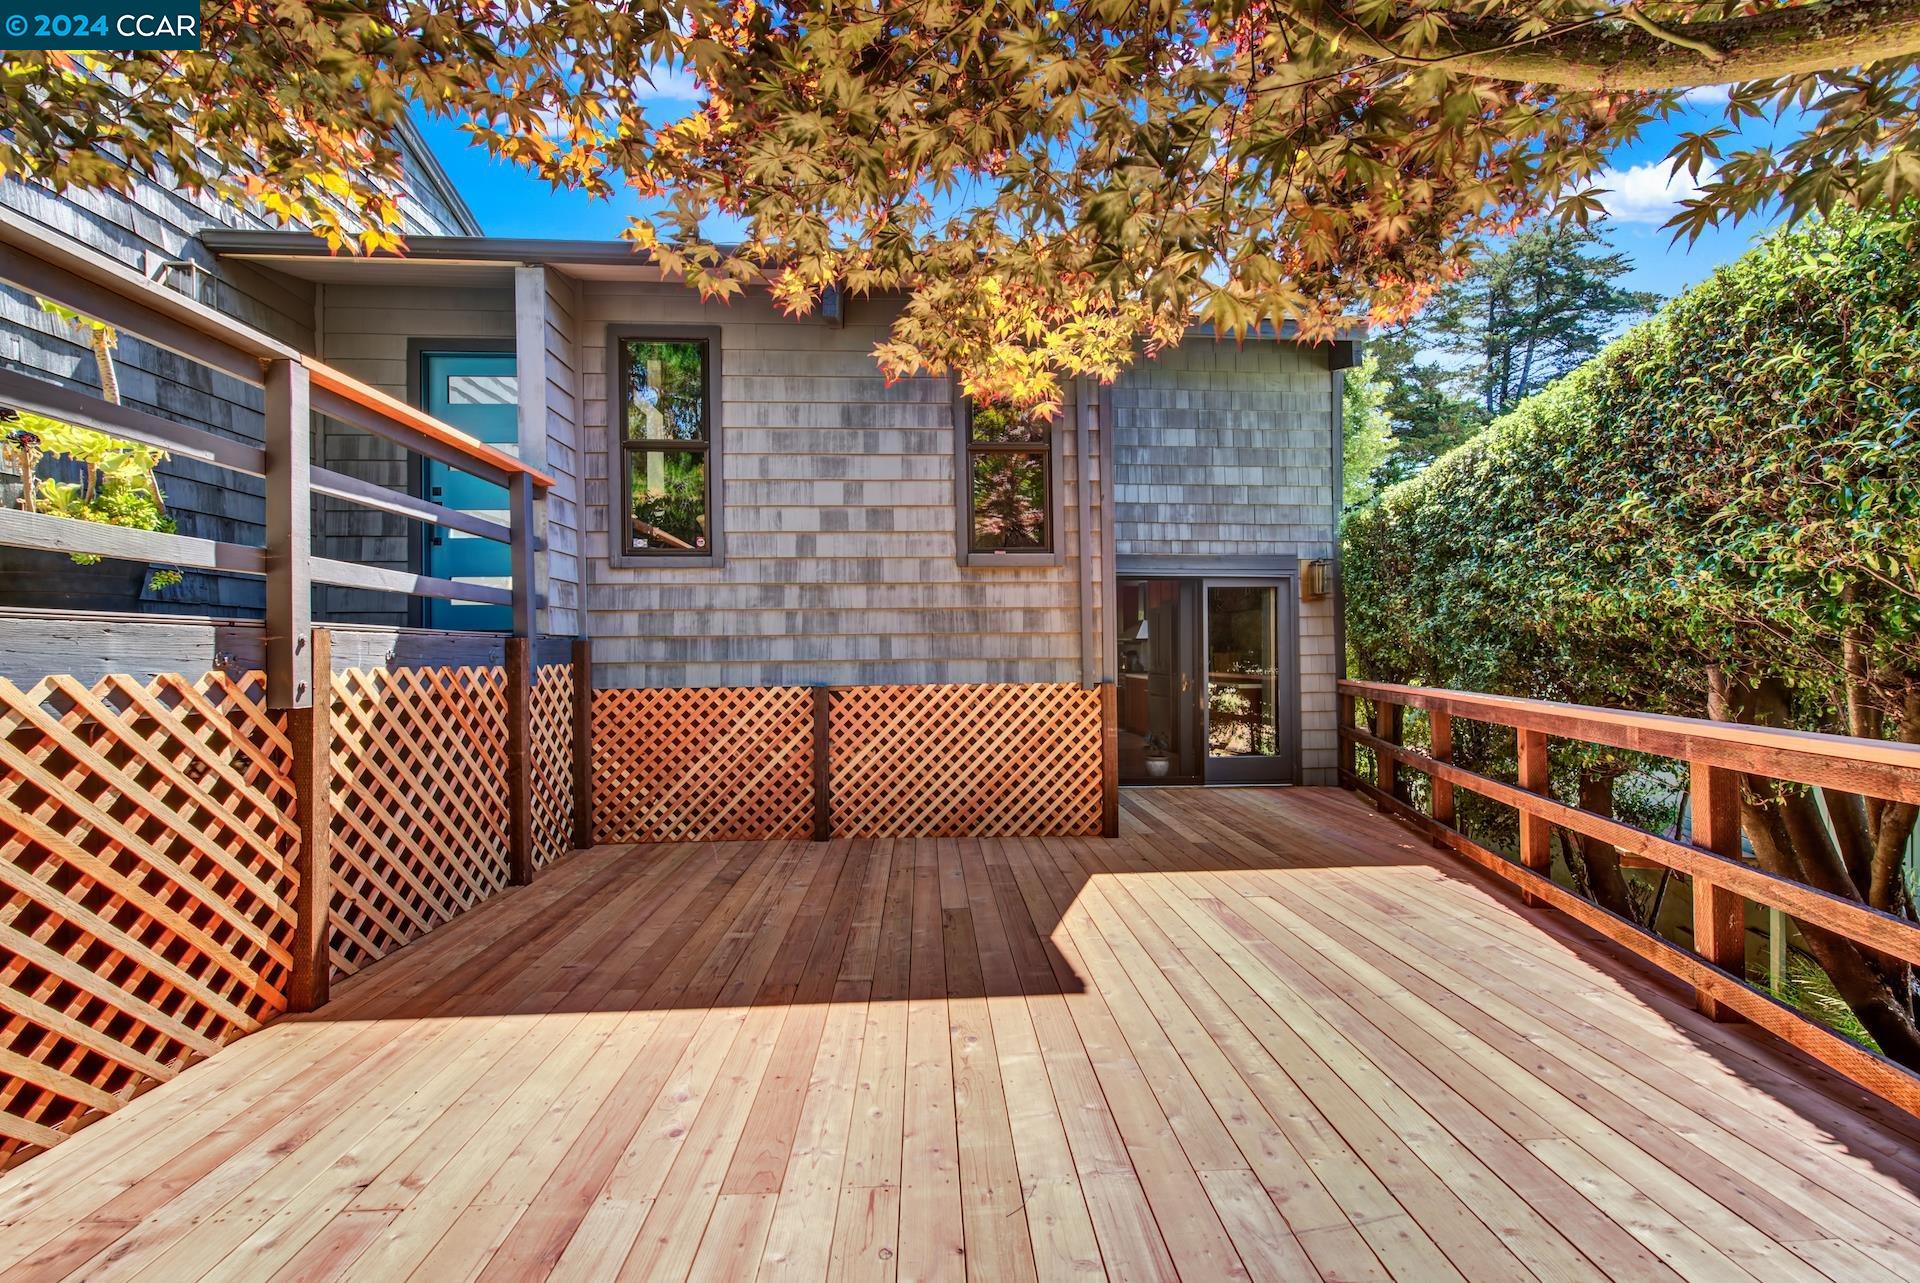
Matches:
[2,787,1919,1282]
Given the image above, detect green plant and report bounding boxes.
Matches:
[7,301,183,591]
[1344,204,1920,1065]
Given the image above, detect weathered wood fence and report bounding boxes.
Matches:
[1339,677,1920,1120]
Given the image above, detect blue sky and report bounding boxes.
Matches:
[411,83,1788,306]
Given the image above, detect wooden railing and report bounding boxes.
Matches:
[1338,678,1920,1118]
[0,215,560,1016]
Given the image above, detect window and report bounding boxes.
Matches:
[613,330,721,563]
[958,395,1057,561]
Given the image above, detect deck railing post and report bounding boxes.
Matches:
[1430,710,1455,831]
[571,636,595,851]
[1690,760,1746,1021]
[1101,680,1119,837]
[1516,727,1552,902]
[288,626,332,1012]
[1338,691,1357,784]
[264,358,313,711]
[1372,698,1403,801]
[505,635,535,886]
[811,685,833,841]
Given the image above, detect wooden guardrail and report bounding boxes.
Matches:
[1338,678,1920,1118]
[0,215,560,1014]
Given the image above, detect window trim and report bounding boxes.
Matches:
[953,383,1064,568]
[606,324,724,569]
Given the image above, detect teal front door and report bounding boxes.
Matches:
[419,351,518,631]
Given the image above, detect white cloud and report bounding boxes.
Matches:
[637,62,702,101]
[1584,158,1719,224]
[1681,83,1732,107]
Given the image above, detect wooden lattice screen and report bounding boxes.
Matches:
[591,686,814,843]
[0,671,298,1169]
[828,682,1103,838]
[327,665,512,977]
[530,662,575,868]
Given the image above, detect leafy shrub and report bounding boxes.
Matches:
[1344,206,1920,1064]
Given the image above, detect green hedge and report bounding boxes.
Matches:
[1345,205,1920,726]
[1342,206,1920,1064]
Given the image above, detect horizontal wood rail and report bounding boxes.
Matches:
[0,213,556,708]
[1337,677,1920,1119]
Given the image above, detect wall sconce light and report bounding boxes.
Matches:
[1301,558,1333,601]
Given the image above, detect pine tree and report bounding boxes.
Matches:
[1375,226,1660,482]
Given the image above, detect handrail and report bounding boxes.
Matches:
[1343,680,1920,804]
[1336,677,1920,1120]
[302,357,553,491]
[0,212,552,705]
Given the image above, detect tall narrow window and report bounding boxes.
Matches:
[618,335,714,557]
[963,398,1054,555]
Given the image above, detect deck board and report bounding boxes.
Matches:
[3,787,1918,1282]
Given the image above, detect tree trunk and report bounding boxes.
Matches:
[1573,769,1634,918]
[1710,667,1920,1069]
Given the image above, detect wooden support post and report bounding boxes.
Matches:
[1101,680,1120,838]
[287,626,331,1012]
[508,471,537,642]
[1691,760,1747,1021]
[571,636,594,851]
[1338,691,1356,783]
[1517,726,1552,877]
[811,686,833,842]
[1430,710,1455,831]
[1373,699,1402,801]
[505,635,535,885]
[264,358,313,710]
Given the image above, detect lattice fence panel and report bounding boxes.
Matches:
[0,670,298,1169]
[327,665,511,977]
[592,687,813,843]
[829,683,1102,838]
[531,662,575,868]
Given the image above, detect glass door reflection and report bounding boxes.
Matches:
[1204,583,1288,784]
[1116,579,1197,783]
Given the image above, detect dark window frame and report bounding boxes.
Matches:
[607,324,724,568]
[952,385,1064,568]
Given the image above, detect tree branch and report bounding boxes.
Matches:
[1287,0,1920,92]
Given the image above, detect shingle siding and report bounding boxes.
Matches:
[574,283,1086,689]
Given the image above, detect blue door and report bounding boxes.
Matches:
[420,351,517,631]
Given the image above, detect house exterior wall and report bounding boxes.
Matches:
[572,282,1088,689]
[0,135,480,619]
[1105,339,1341,784]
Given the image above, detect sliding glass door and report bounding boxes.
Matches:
[1117,576,1297,786]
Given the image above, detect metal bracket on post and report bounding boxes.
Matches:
[288,627,332,1012]
[265,358,313,710]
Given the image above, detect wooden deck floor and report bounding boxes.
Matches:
[3,787,1919,1282]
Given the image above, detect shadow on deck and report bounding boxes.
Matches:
[1,787,1917,1282]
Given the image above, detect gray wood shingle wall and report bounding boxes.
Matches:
[574,283,1086,689]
